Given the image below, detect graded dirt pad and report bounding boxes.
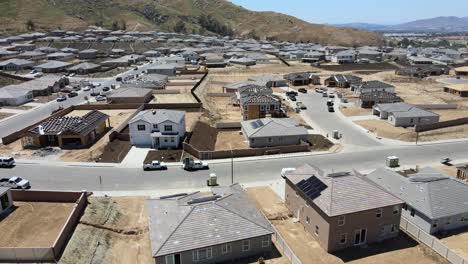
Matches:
[439,227,468,261]
[0,112,14,120]
[188,121,218,151]
[354,119,416,142]
[340,106,372,117]
[246,187,448,264]
[144,149,183,163]
[317,63,398,72]
[0,76,22,87]
[308,134,334,151]
[215,130,249,151]
[153,93,197,103]
[61,196,153,264]
[97,139,132,163]
[0,201,74,247]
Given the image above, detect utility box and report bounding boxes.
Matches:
[386,156,400,168]
[207,173,218,186]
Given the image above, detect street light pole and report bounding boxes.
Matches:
[229,143,234,184]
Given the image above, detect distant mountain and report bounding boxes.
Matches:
[0,0,384,46]
[333,23,388,31]
[385,16,468,32]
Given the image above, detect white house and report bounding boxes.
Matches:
[129,109,186,149]
[0,187,13,216]
[0,87,33,106]
[331,50,356,64]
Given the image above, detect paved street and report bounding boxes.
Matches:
[2,141,466,192]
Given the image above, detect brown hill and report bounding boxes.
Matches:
[0,0,384,46]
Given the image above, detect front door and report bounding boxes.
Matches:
[174,254,181,264]
[354,229,367,245]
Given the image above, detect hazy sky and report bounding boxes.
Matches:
[229,0,468,24]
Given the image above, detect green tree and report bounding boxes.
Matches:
[25,19,35,31]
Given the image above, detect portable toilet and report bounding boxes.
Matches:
[207,173,218,186]
[386,156,399,168]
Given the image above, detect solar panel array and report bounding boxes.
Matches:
[296,176,328,200]
[250,119,265,129]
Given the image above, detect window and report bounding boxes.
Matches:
[338,215,346,226]
[393,205,399,215]
[433,220,438,228]
[262,236,270,248]
[376,208,383,218]
[192,248,212,262]
[221,243,232,254]
[170,137,175,143]
[340,233,347,244]
[315,225,319,236]
[410,209,415,217]
[164,125,173,132]
[306,216,310,224]
[153,124,158,130]
[165,255,175,264]
[137,124,146,131]
[242,240,250,252]
[164,139,168,142]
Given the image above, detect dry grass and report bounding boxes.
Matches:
[61,196,153,264]
[0,201,75,247]
[215,130,249,151]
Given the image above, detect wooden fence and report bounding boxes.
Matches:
[415,117,468,133]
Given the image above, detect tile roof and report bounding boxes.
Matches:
[146,184,274,257]
[284,164,403,217]
[367,167,468,219]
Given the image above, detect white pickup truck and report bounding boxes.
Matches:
[0,177,31,189]
[143,160,167,171]
[182,158,209,171]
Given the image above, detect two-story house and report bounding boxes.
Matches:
[129,109,186,149]
[237,85,282,120]
[283,164,404,252]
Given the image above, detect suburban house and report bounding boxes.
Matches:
[331,50,356,64]
[357,49,382,62]
[367,167,468,234]
[67,62,101,74]
[301,51,326,63]
[0,187,13,216]
[78,49,99,60]
[18,51,46,61]
[248,75,288,88]
[455,66,468,76]
[444,84,468,97]
[456,165,468,181]
[0,87,33,106]
[396,65,449,78]
[324,75,362,88]
[373,103,440,127]
[34,60,72,73]
[0,58,34,71]
[284,72,320,86]
[46,52,75,61]
[230,57,257,66]
[23,110,110,149]
[241,118,308,148]
[106,87,153,104]
[358,91,403,109]
[0,75,68,96]
[147,64,177,76]
[352,81,395,95]
[129,109,186,149]
[283,164,404,253]
[238,85,282,120]
[146,184,274,264]
[408,56,433,65]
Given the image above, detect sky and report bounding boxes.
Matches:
[229,0,468,25]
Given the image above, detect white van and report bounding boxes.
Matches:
[0,157,15,168]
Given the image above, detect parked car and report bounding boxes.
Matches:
[296,102,307,110]
[29,69,37,74]
[116,77,122,82]
[68,92,78,98]
[327,99,334,106]
[102,87,110,92]
[134,67,139,71]
[0,157,15,168]
[90,92,100,96]
[56,95,67,102]
[0,176,30,189]
[96,95,107,101]
[143,160,168,171]
[286,91,298,97]
[83,86,91,91]
[289,95,297,101]
[322,92,328,97]
[328,93,336,98]
[298,88,308,93]
[328,105,335,112]
[315,88,322,93]
[182,158,209,171]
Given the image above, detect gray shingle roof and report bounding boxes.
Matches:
[146,184,274,257]
[35,60,72,69]
[241,118,307,138]
[285,164,403,217]
[366,167,468,219]
[375,103,439,118]
[0,58,34,66]
[107,87,152,98]
[130,109,185,125]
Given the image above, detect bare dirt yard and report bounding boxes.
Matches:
[153,93,197,103]
[215,130,249,151]
[340,105,373,117]
[60,196,153,264]
[438,227,468,261]
[0,112,14,120]
[246,187,448,264]
[0,201,75,247]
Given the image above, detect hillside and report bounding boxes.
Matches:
[385,16,468,32]
[0,0,384,46]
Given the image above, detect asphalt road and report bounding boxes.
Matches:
[0,61,154,140]
[297,91,382,148]
[1,141,465,192]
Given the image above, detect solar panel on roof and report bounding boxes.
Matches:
[296,176,328,200]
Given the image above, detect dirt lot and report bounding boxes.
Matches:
[0,201,75,247]
[246,187,448,264]
[215,130,249,151]
[144,149,183,163]
[61,196,153,264]
[34,93,59,103]
[0,105,34,110]
[153,93,197,103]
[0,75,22,87]
[0,112,14,120]
[97,139,132,163]
[439,227,468,260]
[340,105,372,117]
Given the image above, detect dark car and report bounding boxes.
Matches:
[286,91,298,97]
[289,95,297,101]
[68,92,78,98]
[116,77,122,82]
[328,105,335,112]
[102,87,110,92]
[90,92,100,97]
[56,96,67,102]
[298,88,308,93]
